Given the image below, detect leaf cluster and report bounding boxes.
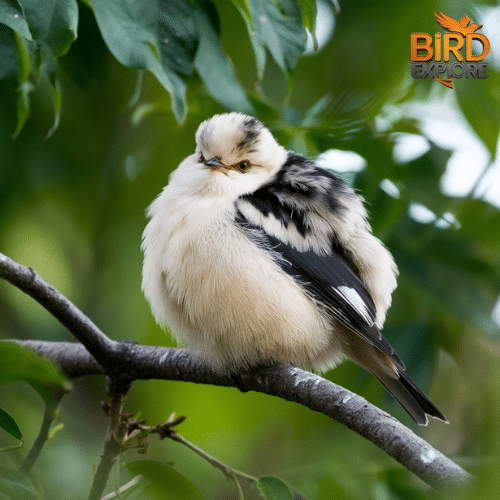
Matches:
[0,0,318,134]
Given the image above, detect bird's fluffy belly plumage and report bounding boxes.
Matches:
[142,189,342,372]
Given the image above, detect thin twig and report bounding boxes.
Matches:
[138,420,253,499]
[140,417,255,483]
[87,383,130,500]
[21,388,65,473]
[168,430,257,484]
[101,475,143,500]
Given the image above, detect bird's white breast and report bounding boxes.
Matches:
[142,183,342,372]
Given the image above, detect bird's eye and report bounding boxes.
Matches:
[236,160,251,173]
[198,152,205,163]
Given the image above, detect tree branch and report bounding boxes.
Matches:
[0,252,472,490]
[11,339,471,490]
[0,252,117,370]
[87,383,130,500]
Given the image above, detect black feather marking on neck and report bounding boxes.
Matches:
[239,152,348,238]
[237,152,363,276]
[278,153,348,213]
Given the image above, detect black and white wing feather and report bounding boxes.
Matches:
[261,232,404,369]
[235,152,404,370]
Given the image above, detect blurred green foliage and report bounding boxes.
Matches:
[1,0,500,499]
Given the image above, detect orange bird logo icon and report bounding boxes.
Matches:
[434,12,483,36]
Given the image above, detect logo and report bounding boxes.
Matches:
[411,12,490,88]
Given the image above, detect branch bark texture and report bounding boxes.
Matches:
[12,340,470,490]
[0,252,472,490]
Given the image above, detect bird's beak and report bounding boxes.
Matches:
[204,157,225,169]
[204,157,231,175]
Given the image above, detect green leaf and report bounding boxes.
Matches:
[13,79,33,139]
[131,100,172,126]
[92,0,197,123]
[12,28,30,81]
[0,25,19,79]
[10,29,32,138]
[42,57,61,138]
[317,478,349,500]
[126,460,202,500]
[0,0,33,40]
[246,0,306,74]
[258,475,294,500]
[157,0,198,77]
[455,67,500,157]
[248,29,267,79]
[297,0,316,50]
[125,70,144,109]
[0,342,71,405]
[0,408,23,443]
[0,478,41,500]
[229,0,266,78]
[17,0,78,56]
[47,422,64,440]
[91,0,159,69]
[194,2,254,114]
[149,69,187,123]
[228,0,251,21]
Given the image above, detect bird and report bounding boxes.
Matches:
[434,12,482,37]
[141,112,447,426]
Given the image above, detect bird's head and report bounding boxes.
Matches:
[171,113,287,198]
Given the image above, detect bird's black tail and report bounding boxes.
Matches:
[376,370,448,426]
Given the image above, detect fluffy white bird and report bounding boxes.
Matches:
[142,112,447,425]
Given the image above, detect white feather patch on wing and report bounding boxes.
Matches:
[332,285,374,326]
